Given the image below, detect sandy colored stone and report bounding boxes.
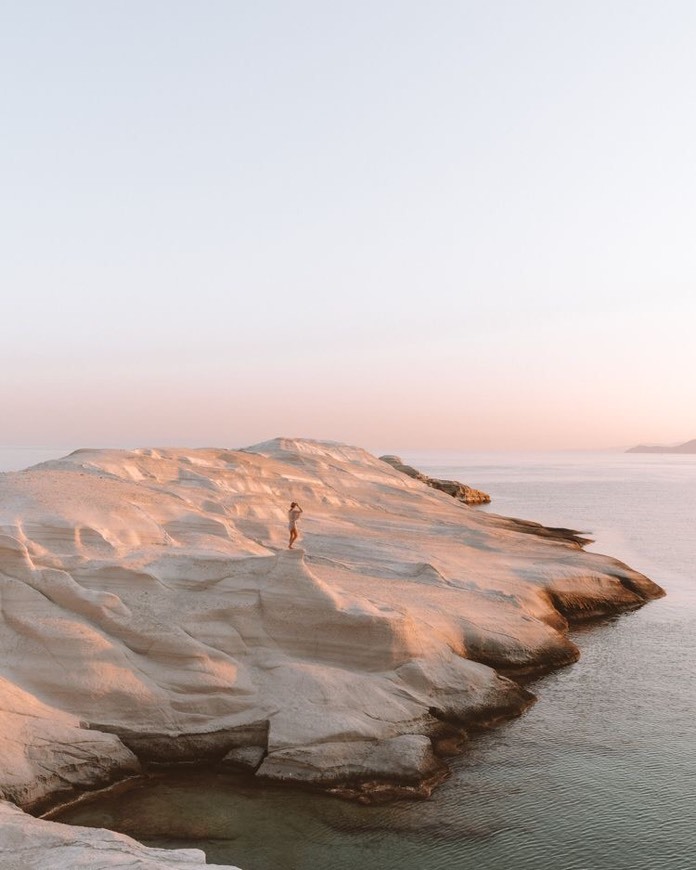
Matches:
[0,800,239,869]
[0,438,664,863]
[257,734,443,784]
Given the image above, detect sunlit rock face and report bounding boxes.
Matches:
[0,438,663,859]
[379,454,492,504]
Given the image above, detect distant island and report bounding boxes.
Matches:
[626,439,696,454]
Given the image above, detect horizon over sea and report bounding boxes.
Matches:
[0,443,677,474]
[3,447,695,869]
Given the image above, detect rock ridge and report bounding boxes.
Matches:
[379,454,491,504]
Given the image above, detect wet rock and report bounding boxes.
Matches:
[221,746,266,771]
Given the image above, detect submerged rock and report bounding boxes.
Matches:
[0,438,664,863]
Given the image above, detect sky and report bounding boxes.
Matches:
[2,0,695,451]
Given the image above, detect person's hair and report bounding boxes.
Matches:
[290,502,297,508]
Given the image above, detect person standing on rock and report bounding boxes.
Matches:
[288,502,303,548]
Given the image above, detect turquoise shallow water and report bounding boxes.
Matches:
[35,451,696,869]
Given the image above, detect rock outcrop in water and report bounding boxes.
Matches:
[379,454,491,504]
[0,439,664,865]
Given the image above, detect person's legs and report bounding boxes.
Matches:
[289,526,297,548]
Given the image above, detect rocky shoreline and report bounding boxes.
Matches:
[379,454,492,504]
[0,439,664,867]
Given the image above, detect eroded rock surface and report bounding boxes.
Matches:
[0,438,664,864]
[0,800,239,869]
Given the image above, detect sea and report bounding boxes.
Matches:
[3,448,695,870]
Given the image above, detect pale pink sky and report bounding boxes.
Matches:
[3,2,695,451]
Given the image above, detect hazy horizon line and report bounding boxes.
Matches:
[1,438,692,455]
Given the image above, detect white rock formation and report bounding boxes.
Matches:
[0,800,239,869]
[0,438,663,865]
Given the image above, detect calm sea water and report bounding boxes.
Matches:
[12,449,696,870]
